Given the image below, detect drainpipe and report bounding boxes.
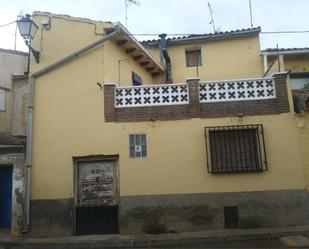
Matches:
[159,34,172,83]
[22,28,120,232]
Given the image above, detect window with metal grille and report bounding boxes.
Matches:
[205,125,267,173]
[185,48,202,67]
[129,134,147,158]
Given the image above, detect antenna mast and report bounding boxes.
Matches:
[249,0,253,28]
[124,0,140,28]
[207,2,216,33]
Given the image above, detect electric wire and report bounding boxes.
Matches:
[1,19,309,36]
[0,20,16,28]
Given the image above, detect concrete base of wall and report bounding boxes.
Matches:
[29,199,73,237]
[119,190,309,234]
[29,190,309,236]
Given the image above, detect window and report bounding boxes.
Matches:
[205,124,267,173]
[185,48,202,67]
[132,72,143,86]
[0,88,5,111]
[129,134,147,158]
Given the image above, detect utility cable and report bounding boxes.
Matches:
[0,20,16,28]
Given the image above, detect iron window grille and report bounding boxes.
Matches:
[129,134,147,158]
[204,124,267,173]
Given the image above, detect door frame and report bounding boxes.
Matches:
[72,154,119,235]
[0,153,25,236]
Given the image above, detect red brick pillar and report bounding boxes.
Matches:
[104,83,116,122]
[187,78,200,118]
[273,73,290,113]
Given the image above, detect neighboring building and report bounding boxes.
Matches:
[262,48,309,90]
[0,48,28,135]
[0,48,28,234]
[15,11,308,237]
[261,48,309,193]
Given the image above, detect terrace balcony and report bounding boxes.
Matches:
[104,73,289,123]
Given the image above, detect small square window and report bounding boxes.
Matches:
[185,48,202,67]
[0,88,5,111]
[129,134,147,158]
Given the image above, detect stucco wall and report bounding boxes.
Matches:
[31,13,112,73]
[284,55,309,72]
[103,40,154,85]
[147,36,264,82]
[0,49,28,134]
[0,87,13,134]
[31,13,158,85]
[11,77,29,136]
[295,113,309,190]
[30,46,304,200]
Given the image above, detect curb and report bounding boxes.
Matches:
[1,225,309,248]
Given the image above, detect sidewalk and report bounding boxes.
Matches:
[1,225,309,248]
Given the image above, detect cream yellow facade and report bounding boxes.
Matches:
[26,12,309,236]
[147,36,264,82]
[31,12,158,85]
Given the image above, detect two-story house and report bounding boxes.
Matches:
[8,11,308,237]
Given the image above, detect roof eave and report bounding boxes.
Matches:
[110,22,164,72]
[167,29,261,46]
[261,49,309,56]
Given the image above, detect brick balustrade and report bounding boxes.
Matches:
[104,74,290,123]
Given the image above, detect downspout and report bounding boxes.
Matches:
[159,34,172,83]
[23,28,120,232]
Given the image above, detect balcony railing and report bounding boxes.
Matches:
[115,83,189,108]
[199,78,276,103]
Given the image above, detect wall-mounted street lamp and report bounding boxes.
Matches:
[17,14,40,64]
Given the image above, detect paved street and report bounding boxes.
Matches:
[162,239,290,249]
[0,238,292,249]
[2,226,309,249]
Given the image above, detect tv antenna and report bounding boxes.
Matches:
[207,2,216,33]
[124,0,140,28]
[249,0,253,28]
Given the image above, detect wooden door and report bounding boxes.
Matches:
[77,161,117,206]
[75,160,119,235]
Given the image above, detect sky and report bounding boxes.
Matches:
[0,0,308,52]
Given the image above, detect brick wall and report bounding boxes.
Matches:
[104,74,290,123]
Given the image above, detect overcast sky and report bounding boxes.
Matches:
[0,0,308,52]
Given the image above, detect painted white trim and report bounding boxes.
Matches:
[103,83,118,87]
[116,82,187,89]
[200,77,274,84]
[263,54,268,73]
[261,49,309,56]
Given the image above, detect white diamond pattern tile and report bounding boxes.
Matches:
[199,78,276,103]
[115,84,189,108]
